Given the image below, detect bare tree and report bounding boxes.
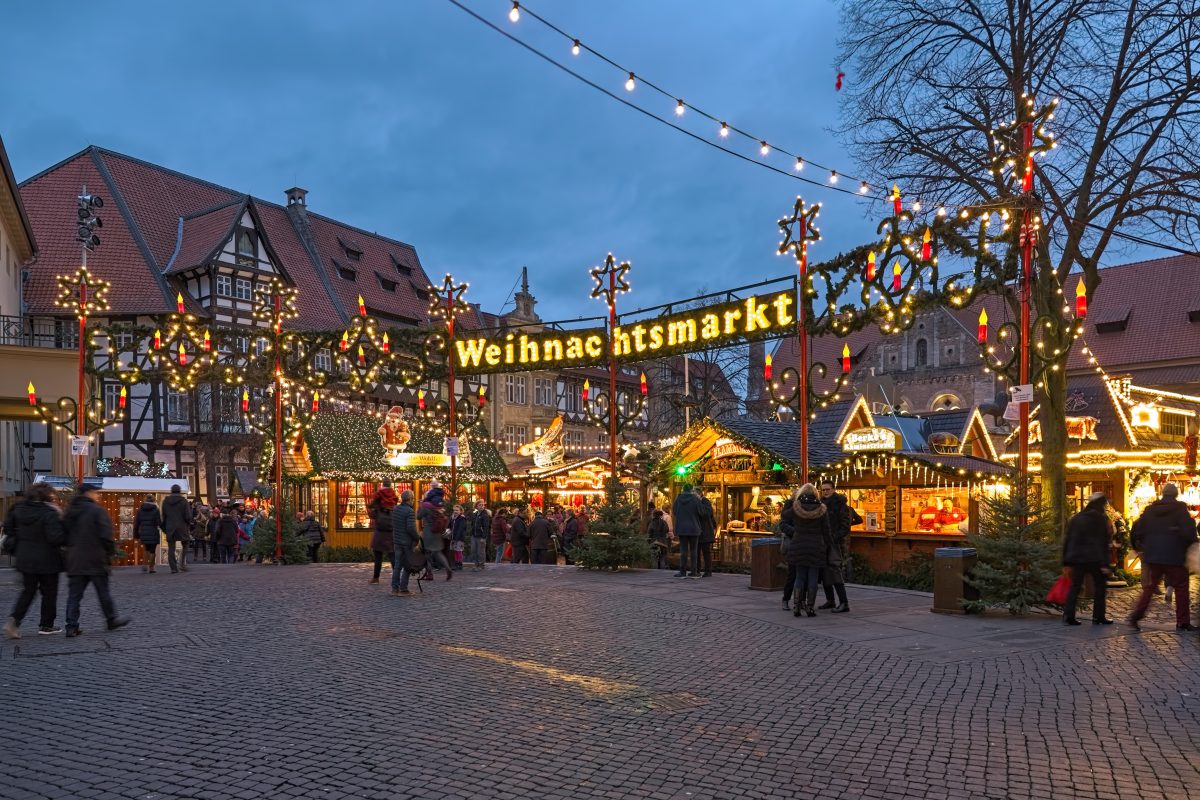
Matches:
[838,0,1200,529]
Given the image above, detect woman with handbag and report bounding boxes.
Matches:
[3,482,67,638]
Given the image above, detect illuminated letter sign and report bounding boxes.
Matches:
[842,426,899,453]
[453,326,608,375]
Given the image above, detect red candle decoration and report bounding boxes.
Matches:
[176,292,185,314]
[203,329,211,352]
[153,329,161,350]
[841,343,851,374]
[1075,280,1087,318]
[977,308,988,344]
[340,331,349,351]
[178,342,187,366]
[357,294,366,317]
[921,227,932,261]
[763,352,773,380]
[357,345,366,365]
[639,371,648,396]
[582,379,590,402]
[418,389,426,411]
[26,381,35,406]
[891,184,901,217]
[311,391,319,413]
[865,251,876,282]
[892,263,902,292]
[478,385,486,407]
[119,386,127,409]
[241,388,250,413]
[382,332,390,354]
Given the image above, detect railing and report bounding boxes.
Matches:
[0,315,72,349]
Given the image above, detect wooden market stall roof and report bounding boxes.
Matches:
[516,455,641,482]
[292,412,510,482]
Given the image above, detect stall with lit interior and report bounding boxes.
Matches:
[657,395,1009,571]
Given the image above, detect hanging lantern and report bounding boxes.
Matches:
[203,329,211,352]
[764,352,773,380]
[340,331,349,351]
[178,341,187,366]
[892,263,902,292]
[977,308,988,344]
[382,332,390,353]
[176,292,185,314]
[26,381,35,406]
[479,385,487,407]
[866,251,876,282]
[418,389,426,411]
[241,388,250,413]
[640,371,648,396]
[311,391,319,413]
[891,184,901,217]
[119,386,127,409]
[921,227,932,261]
[582,379,590,402]
[1075,280,1087,318]
[357,295,366,317]
[153,329,161,350]
[842,344,851,374]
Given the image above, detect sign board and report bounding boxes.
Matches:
[387,453,452,468]
[1003,402,1021,423]
[711,438,755,461]
[445,437,460,457]
[1010,384,1034,404]
[70,436,89,456]
[842,426,899,453]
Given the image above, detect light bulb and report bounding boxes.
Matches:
[719,122,729,138]
[794,157,804,171]
[571,39,580,56]
[508,2,519,22]
[675,99,685,116]
[859,181,869,194]
[625,72,636,92]
[759,141,771,157]
[829,170,838,184]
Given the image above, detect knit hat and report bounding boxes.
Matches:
[1087,491,1106,504]
[1162,483,1179,498]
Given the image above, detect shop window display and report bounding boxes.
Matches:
[847,488,886,532]
[902,488,969,533]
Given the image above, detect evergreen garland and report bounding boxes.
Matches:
[962,493,1060,615]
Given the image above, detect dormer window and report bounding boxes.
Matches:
[332,258,357,282]
[338,236,363,262]
[376,273,397,293]
[235,229,256,267]
[391,254,413,276]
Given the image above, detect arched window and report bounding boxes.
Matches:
[931,393,961,411]
[914,338,928,367]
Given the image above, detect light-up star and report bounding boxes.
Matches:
[589,253,632,307]
[54,266,111,318]
[428,274,470,323]
[777,197,822,263]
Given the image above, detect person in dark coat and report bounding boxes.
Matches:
[529,511,555,565]
[1129,483,1198,630]
[672,484,703,578]
[4,482,66,638]
[491,508,510,564]
[418,487,452,581]
[450,504,468,570]
[783,485,831,617]
[205,510,221,563]
[1061,492,1114,626]
[470,500,491,571]
[779,502,799,611]
[818,480,852,613]
[647,509,671,570]
[509,509,531,564]
[135,494,163,573]
[390,490,419,596]
[697,491,716,577]
[297,511,325,563]
[161,484,193,574]
[368,479,398,583]
[216,506,239,564]
[62,483,129,637]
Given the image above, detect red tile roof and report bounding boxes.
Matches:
[19,146,434,329]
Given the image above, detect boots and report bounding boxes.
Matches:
[805,592,818,617]
[832,583,850,613]
[817,585,836,610]
[3,617,19,640]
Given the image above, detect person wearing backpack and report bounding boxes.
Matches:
[368,479,398,584]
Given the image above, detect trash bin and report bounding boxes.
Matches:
[749,537,787,591]
[932,547,979,614]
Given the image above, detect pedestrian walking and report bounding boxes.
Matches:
[509,508,531,564]
[697,491,716,577]
[135,494,163,573]
[470,500,491,570]
[647,508,671,569]
[491,507,510,564]
[216,506,239,564]
[193,501,211,561]
[672,484,703,578]
[161,484,193,574]
[1128,483,1198,631]
[783,485,831,618]
[818,480,852,613]
[3,482,66,638]
[391,489,419,596]
[450,504,468,570]
[62,482,130,637]
[299,511,325,562]
[1061,492,1114,626]
[368,479,398,583]
[418,485,453,581]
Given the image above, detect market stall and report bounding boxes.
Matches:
[514,455,642,512]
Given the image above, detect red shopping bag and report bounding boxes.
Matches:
[1045,574,1071,605]
[503,542,512,561]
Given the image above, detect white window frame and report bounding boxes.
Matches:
[503,424,527,455]
[103,384,123,418]
[315,348,332,373]
[167,390,189,423]
[505,375,526,405]
[534,377,554,407]
[216,275,232,297]
[234,277,253,301]
[213,464,230,498]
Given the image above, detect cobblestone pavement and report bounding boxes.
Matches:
[1,563,1199,800]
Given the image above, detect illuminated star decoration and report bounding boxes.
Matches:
[54,266,111,318]
[777,197,822,266]
[427,274,471,328]
[589,253,632,309]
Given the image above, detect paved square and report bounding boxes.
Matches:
[1,564,1198,799]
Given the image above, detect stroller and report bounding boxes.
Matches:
[397,543,428,593]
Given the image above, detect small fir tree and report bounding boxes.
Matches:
[243,497,311,564]
[962,492,1060,615]
[572,482,652,571]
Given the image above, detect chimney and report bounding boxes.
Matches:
[285,187,308,216]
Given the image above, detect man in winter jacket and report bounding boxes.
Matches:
[491,509,510,564]
[529,510,554,565]
[697,492,716,577]
[672,484,703,578]
[4,482,66,638]
[368,479,399,584]
[509,509,531,564]
[135,495,163,573]
[1061,492,1114,626]
[418,486,453,581]
[1129,483,1198,630]
[470,500,491,571]
[62,483,129,637]
[818,481,852,613]
[391,490,419,596]
[161,484,193,574]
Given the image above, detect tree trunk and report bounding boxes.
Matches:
[1039,365,1068,537]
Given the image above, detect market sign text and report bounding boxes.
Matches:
[452,290,795,374]
[842,426,899,453]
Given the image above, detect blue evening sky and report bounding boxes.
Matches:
[3,1,893,319]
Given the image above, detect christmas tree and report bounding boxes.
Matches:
[962,492,1060,615]
[243,497,311,565]
[572,481,651,571]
